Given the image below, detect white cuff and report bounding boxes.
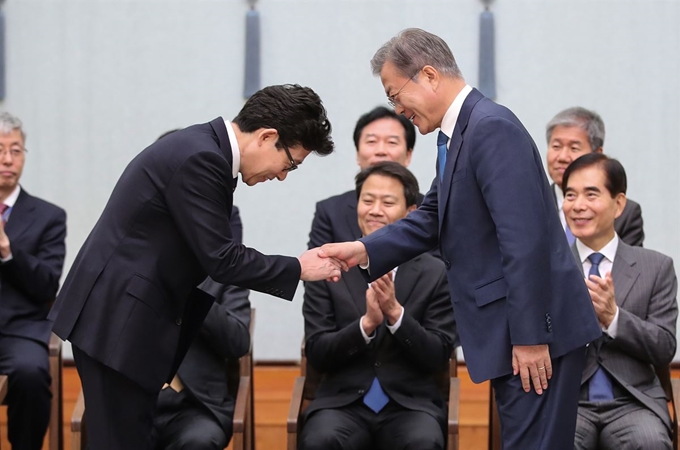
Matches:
[360,318,376,344]
[359,255,370,272]
[1,252,13,263]
[386,307,405,334]
[603,307,620,338]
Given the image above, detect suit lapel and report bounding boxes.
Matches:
[344,192,360,240]
[438,89,484,232]
[5,188,35,242]
[611,243,639,309]
[571,244,584,276]
[394,256,421,308]
[342,267,370,317]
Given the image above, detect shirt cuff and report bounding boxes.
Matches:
[603,307,619,338]
[386,307,405,334]
[1,252,13,263]
[360,318,376,344]
[359,255,370,272]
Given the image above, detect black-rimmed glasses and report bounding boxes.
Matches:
[282,145,298,172]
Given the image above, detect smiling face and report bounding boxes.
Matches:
[547,125,596,187]
[238,129,308,186]
[356,117,412,169]
[380,61,444,135]
[563,165,625,251]
[357,173,416,236]
[0,129,26,193]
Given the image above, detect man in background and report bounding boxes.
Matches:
[0,112,67,450]
[545,106,644,246]
[562,152,676,450]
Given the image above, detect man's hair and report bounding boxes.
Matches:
[546,107,605,151]
[562,152,627,197]
[370,28,462,79]
[355,161,419,208]
[0,112,26,142]
[233,84,334,156]
[352,106,416,152]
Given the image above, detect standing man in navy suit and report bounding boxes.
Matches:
[49,85,342,449]
[0,112,67,450]
[321,29,602,449]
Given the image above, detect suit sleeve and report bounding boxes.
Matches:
[360,178,440,280]
[0,207,66,304]
[391,266,457,372]
[164,152,300,300]
[611,256,677,366]
[469,117,553,346]
[303,279,370,373]
[616,201,644,247]
[308,200,334,249]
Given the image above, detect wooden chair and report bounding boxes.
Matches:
[71,309,256,450]
[287,342,460,450]
[0,333,62,450]
[0,375,7,450]
[488,365,680,450]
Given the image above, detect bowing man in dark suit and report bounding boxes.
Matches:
[153,205,250,450]
[0,112,67,450]
[308,106,419,248]
[321,29,602,449]
[48,85,341,450]
[545,107,644,246]
[562,153,677,450]
[300,162,457,450]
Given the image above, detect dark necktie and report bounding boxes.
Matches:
[437,131,449,182]
[587,252,614,402]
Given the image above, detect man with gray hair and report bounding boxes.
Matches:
[545,107,644,246]
[320,28,601,449]
[0,112,67,449]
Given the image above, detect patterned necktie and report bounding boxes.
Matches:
[587,252,614,401]
[0,203,8,225]
[437,131,449,182]
[363,377,389,413]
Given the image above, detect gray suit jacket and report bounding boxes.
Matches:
[572,242,678,430]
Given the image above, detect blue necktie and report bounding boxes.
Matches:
[587,252,614,402]
[363,377,389,413]
[565,224,575,245]
[437,131,448,182]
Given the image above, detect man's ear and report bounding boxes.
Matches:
[614,193,627,219]
[258,128,279,146]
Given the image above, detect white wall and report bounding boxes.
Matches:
[4,0,678,361]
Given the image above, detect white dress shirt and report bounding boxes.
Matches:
[224,119,240,178]
[439,84,473,145]
[553,184,568,231]
[576,234,620,337]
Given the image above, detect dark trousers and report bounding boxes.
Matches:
[298,400,445,450]
[73,345,159,450]
[154,387,229,450]
[0,335,51,450]
[492,346,586,450]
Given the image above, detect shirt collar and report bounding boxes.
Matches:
[439,84,473,140]
[576,233,619,264]
[224,119,240,179]
[3,185,21,207]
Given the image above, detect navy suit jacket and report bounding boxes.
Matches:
[308,189,425,249]
[303,253,457,425]
[49,118,300,392]
[0,188,66,346]
[361,89,602,383]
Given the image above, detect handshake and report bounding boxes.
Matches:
[297,241,370,282]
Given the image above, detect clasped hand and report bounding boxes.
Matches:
[362,272,402,335]
[298,248,347,282]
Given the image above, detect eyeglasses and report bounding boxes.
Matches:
[0,147,27,158]
[387,77,414,108]
[282,145,298,172]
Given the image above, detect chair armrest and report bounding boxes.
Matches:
[233,376,251,434]
[49,332,62,357]
[71,389,86,432]
[0,375,7,402]
[287,376,306,433]
[448,377,460,436]
[671,378,680,423]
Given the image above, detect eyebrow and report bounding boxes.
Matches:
[363,133,402,140]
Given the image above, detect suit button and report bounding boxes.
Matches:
[175,318,182,326]
[444,260,451,269]
[358,389,365,395]
[375,362,381,367]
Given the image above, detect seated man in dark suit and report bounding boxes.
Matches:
[300,162,458,450]
[153,206,251,450]
[546,107,644,246]
[308,106,418,248]
[0,112,67,449]
[562,153,677,450]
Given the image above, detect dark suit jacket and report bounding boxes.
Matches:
[49,118,300,392]
[0,188,66,346]
[573,242,677,431]
[361,89,602,383]
[173,206,251,435]
[552,183,645,247]
[303,254,457,425]
[308,190,425,248]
